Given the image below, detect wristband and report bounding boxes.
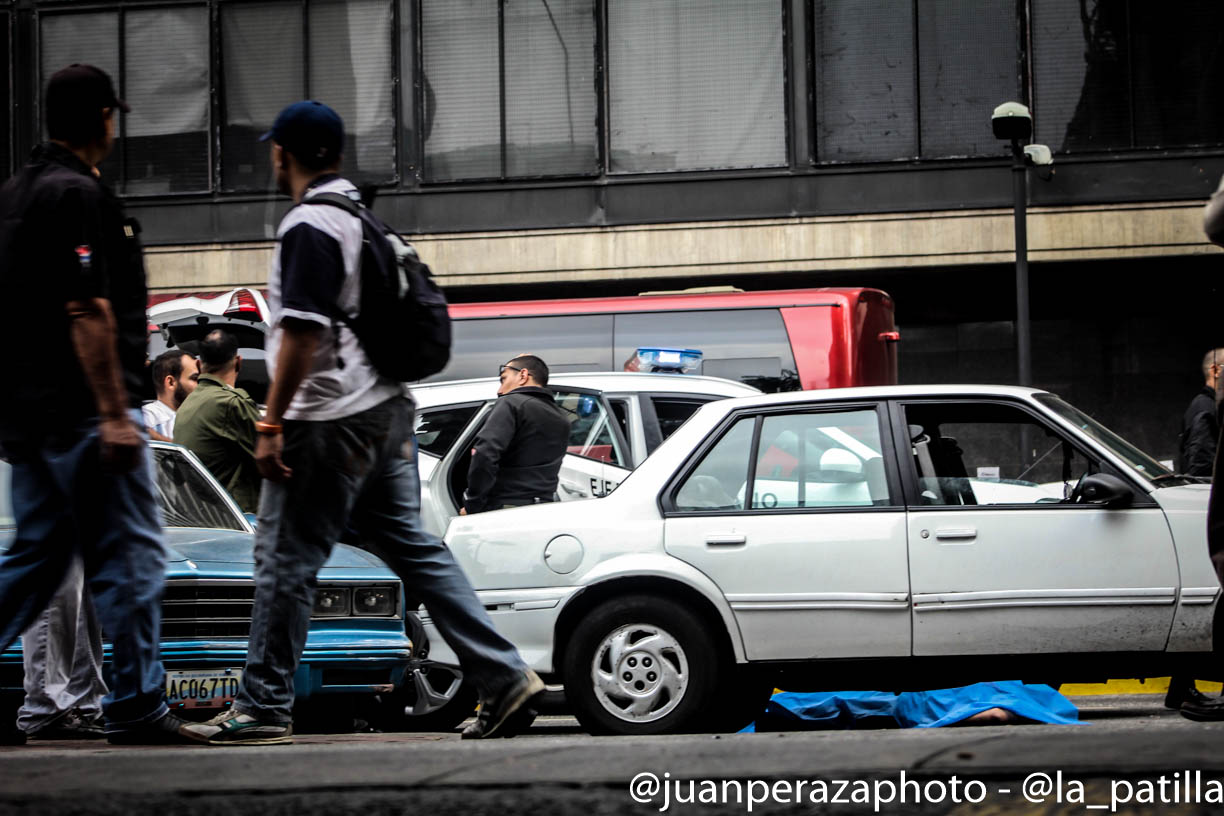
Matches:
[255,421,283,435]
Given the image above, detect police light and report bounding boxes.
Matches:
[628,348,703,374]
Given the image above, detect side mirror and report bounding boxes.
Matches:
[1075,473,1133,508]
[817,448,864,483]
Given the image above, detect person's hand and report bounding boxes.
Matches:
[255,433,292,482]
[458,507,468,516]
[98,417,144,472]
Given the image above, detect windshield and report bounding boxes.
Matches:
[1035,394,1191,486]
[153,449,248,530]
[0,449,247,531]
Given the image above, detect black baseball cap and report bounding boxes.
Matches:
[46,64,130,118]
[260,100,344,168]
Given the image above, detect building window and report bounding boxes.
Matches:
[420,0,598,181]
[608,0,787,173]
[1032,0,1224,153]
[813,0,1021,163]
[40,8,210,194]
[221,0,394,192]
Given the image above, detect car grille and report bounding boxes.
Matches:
[161,580,254,640]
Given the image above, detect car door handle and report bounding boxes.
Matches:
[705,534,747,547]
[933,528,977,541]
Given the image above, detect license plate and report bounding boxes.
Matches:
[165,669,242,710]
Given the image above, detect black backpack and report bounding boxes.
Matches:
[302,191,451,382]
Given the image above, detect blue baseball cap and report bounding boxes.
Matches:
[260,100,344,168]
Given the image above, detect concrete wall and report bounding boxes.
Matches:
[144,201,1219,294]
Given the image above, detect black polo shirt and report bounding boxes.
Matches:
[0,143,148,439]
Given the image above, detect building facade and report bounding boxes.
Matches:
[3,0,1223,460]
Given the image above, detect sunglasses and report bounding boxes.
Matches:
[498,364,524,377]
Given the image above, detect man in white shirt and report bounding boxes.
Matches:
[142,349,199,441]
[196,101,541,746]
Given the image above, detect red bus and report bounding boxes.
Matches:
[432,287,898,392]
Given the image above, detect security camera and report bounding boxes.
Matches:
[992,101,1032,140]
[1024,144,1053,166]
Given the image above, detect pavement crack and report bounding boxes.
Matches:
[910,733,1006,771]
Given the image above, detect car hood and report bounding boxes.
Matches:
[1151,482,1212,513]
[162,529,394,576]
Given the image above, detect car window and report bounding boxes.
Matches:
[902,402,1096,506]
[415,404,481,458]
[154,449,247,531]
[650,397,711,441]
[552,389,625,466]
[749,409,889,509]
[674,417,755,511]
[608,397,632,442]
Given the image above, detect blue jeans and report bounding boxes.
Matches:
[0,411,169,730]
[236,396,525,723]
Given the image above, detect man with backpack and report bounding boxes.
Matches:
[196,101,542,745]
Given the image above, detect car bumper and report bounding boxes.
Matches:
[2,631,413,702]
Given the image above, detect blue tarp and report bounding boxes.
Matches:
[741,681,1082,732]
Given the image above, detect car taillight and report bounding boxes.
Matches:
[224,289,260,317]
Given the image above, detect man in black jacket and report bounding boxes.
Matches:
[1179,348,1223,477]
[462,355,571,514]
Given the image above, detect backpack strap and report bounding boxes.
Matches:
[297,191,367,369]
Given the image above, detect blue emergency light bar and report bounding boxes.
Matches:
[630,347,703,374]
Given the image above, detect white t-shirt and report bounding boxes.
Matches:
[142,399,177,438]
[266,176,400,422]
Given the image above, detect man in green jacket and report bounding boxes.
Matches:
[174,329,261,513]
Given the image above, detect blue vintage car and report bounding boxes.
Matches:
[0,442,414,727]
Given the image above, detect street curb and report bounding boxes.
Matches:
[1061,678,1224,696]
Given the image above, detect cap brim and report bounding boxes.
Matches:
[258,130,274,143]
[115,98,131,113]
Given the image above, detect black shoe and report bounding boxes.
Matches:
[1166,686,1214,710]
[461,670,545,740]
[106,711,214,745]
[1180,696,1224,722]
[29,712,107,740]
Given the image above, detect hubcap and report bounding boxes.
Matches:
[407,664,465,717]
[590,623,688,723]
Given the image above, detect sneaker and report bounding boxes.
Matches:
[29,711,107,740]
[106,711,214,745]
[461,669,544,740]
[204,709,293,746]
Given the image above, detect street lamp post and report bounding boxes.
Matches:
[991,102,1051,389]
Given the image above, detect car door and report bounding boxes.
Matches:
[662,403,911,661]
[550,387,632,498]
[895,398,1179,656]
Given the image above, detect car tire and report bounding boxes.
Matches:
[563,594,720,735]
[375,665,478,733]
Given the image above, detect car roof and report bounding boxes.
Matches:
[410,372,760,408]
[706,384,1051,411]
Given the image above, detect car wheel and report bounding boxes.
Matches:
[563,594,719,735]
[375,663,478,732]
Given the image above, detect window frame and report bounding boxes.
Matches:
[549,386,631,469]
[660,400,902,517]
[36,2,214,197]
[887,397,1157,511]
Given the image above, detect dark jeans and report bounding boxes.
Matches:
[236,396,525,723]
[0,411,169,730]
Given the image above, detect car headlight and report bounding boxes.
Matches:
[313,588,350,617]
[353,587,397,617]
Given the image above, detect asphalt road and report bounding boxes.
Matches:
[1,695,1223,816]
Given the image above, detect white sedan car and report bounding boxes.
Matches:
[427,384,1219,735]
